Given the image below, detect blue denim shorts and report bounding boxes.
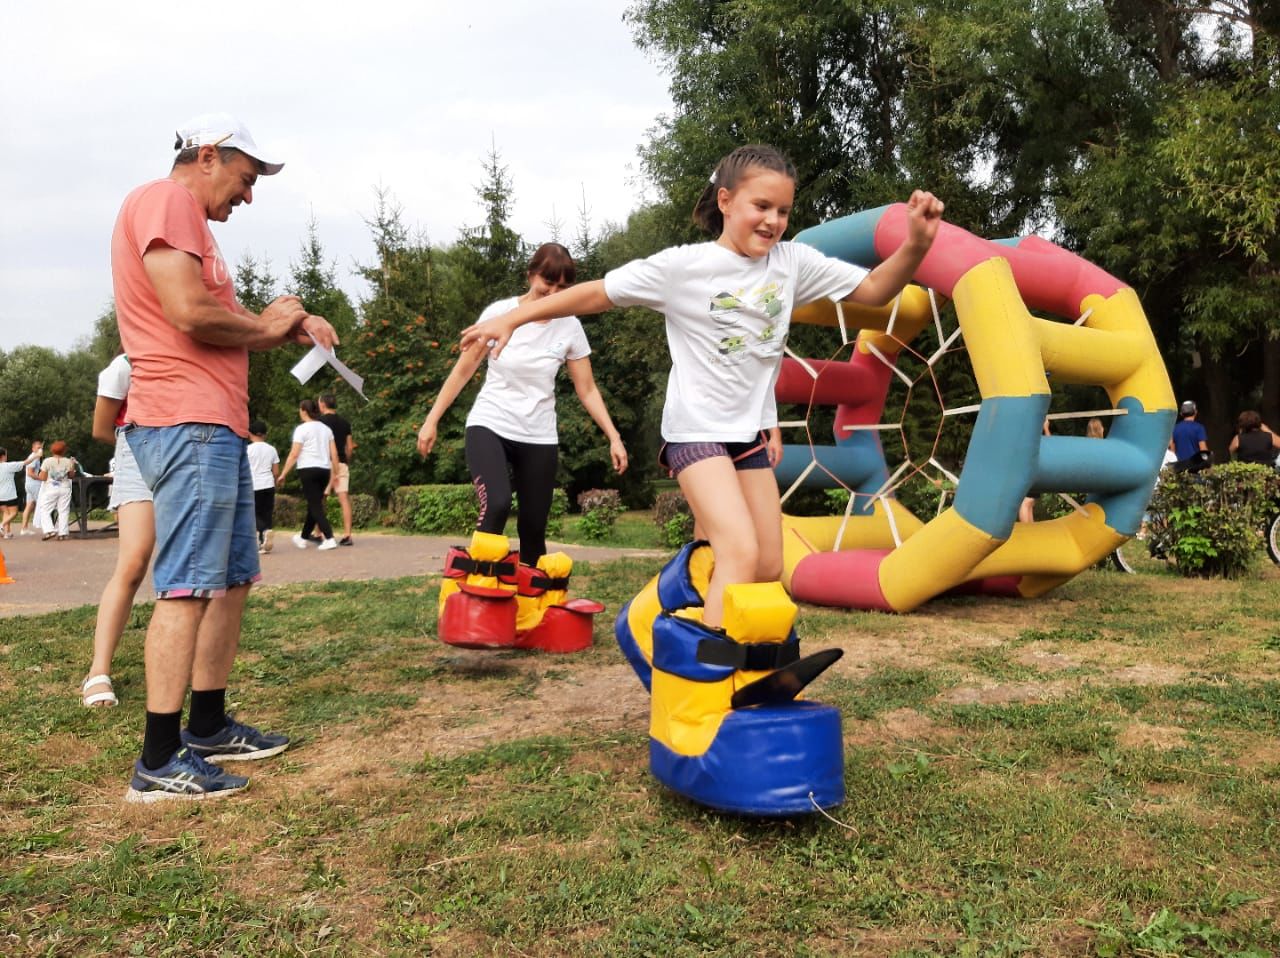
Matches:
[126,423,260,599]
[109,425,153,509]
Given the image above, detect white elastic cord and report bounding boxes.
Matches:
[928,324,964,367]
[779,458,818,506]
[784,346,820,380]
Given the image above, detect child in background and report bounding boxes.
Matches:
[246,421,280,554]
[462,144,943,626]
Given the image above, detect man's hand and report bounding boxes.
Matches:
[292,314,339,351]
[260,296,309,345]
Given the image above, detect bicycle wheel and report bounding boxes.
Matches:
[1109,547,1137,574]
[1267,514,1280,566]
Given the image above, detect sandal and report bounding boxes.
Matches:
[81,674,118,708]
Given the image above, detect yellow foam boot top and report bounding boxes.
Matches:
[720,582,797,644]
[517,552,574,633]
[465,531,516,595]
[469,531,512,561]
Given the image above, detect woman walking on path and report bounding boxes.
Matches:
[277,400,340,551]
[419,242,627,566]
[0,442,42,538]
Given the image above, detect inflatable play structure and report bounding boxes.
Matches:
[776,204,1175,612]
[438,531,604,652]
[614,204,1174,816]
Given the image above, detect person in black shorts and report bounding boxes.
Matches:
[317,394,355,545]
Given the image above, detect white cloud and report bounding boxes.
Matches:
[0,0,670,350]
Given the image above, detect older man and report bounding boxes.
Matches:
[113,114,337,802]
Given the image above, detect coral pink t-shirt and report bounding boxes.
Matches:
[111,179,251,437]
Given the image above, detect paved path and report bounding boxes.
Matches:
[0,527,664,618]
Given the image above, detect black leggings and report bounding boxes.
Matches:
[465,426,558,565]
[297,468,333,541]
[254,487,275,537]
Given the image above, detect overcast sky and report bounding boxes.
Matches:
[0,1,673,353]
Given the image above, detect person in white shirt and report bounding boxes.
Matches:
[82,353,156,707]
[277,399,339,550]
[418,243,628,565]
[0,442,42,538]
[246,421,281,554]
[462,145,943,627]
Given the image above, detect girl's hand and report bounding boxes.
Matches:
[609,436,629,474]
[904,190,944,250]
[416,420,437,458]
[276,473,286,487]
[460,315,511,360]
[766,428,783,467]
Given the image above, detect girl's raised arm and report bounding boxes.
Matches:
[460,280,614,359]
[845,190,944,307]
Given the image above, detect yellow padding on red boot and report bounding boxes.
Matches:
[438,531,517,615]
[516,552,573,633]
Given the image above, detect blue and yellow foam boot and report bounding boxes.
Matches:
[438,531,520,648]
[615,539,714,690]
[617,543,845,815]
[512,552,605,653]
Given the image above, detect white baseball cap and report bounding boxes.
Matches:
[173,113,284,175]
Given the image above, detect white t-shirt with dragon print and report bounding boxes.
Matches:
[605,241,868,442]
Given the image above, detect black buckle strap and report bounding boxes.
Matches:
[696,636,800,671]
[530,575,570,591]
[451,556,517,578]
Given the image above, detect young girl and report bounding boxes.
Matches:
[462,145,943,626]
[420,242,628,566]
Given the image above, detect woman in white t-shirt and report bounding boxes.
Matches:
[81,353,156,707]
[418,243,628,565]
[462,146,943,627]
[277,399,340,551]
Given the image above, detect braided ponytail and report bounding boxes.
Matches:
[691,144,797,235]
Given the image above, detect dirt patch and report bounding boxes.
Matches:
[1106,663,1186,686]
[940,679,1072,705]
[1015,645,1081,672]
[845,707,961,747]
[1117,721,1188,751]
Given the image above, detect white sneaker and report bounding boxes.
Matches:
[318,538,338,551]
[19,529,33,536]
[261,529,275,554]
[292,534,308,549]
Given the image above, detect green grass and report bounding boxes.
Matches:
[2,559,1279,956]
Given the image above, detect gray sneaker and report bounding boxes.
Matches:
[181,715,290,763]
[261,529,275,554]
[125,747,249,803]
